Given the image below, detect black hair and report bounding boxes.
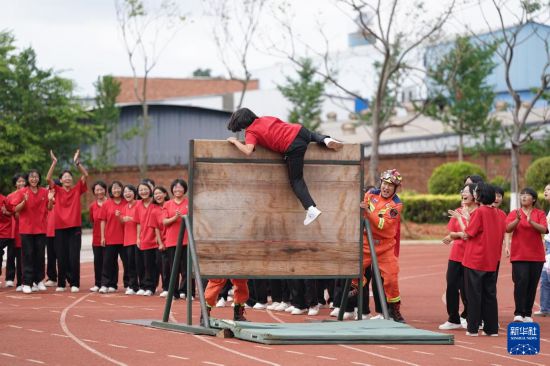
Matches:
[12,172,27,187]
[53,179,62,187]
[170,178,188,195]
[227,107,258,132]
[91,180,107,194]
[474,182,496,205]
[464,175,484,185]
[123,184,138,200]
[143,178,155,191]
[493,185,504,197]
[26,169,42,185]
[108,180,124,198]
[137,181,153,198]
[462,183,477,196]
[153,186,170,204]
[59,169,73,180]
[520,187,538,204]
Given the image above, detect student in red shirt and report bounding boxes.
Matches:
[162,179,195,300]
[13,170,54,294]
[506,187,548,323]
[226,107,343,226]
[46,149,88,293]
[45,182,60,287]
[119,184,139,295]
[98,181,127,293]
[135,181,160,296]
[149,186,169,297]
[88,181,108,292]
[439,183,477,330]
[0,193,15,287]
[6,173,26,290]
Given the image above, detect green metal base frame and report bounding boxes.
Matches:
[116,319,218,336]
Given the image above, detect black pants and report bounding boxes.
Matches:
[20,234,46,286]
[177,246,196,296]
[135,247,145,290]
[125,245,139,291]
[92,246,104,287]
[0,239,20,284]
[55,227,81,288]
[446,260,467,324]
[512,261,544,317]
[284,127,328,210]
[290,279,318,309]
[269,279,291,303]
[160,247,176,292]
[142,248,159,292]
[345,267,384,314]
[464,267,498,334]
[102,244,125,288]
[46,236,57,281]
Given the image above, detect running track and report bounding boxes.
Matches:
[0,244,548,366]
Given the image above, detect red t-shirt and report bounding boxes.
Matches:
[53,179,87,229]
[89,200,104,246]
[148,205,167,245]
[122,202,138,246]
[245,116,302,154]
[0,194,13,239]
[7,191,22,247]
[447,207,468,262]
[506,208,547,262]
[98,199,125,245]
[163,198,189,247]
[46,208,56,238]
[134,201,159,250]
[16,187,49,235]
[463,205,506,272]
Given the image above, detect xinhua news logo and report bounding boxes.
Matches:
[507,322,540,355]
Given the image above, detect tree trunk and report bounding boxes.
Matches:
[140,102,149,178]
[368,131,381,186]
[509,142,520,210]
[457,133,464,161]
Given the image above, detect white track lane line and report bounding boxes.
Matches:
[26,359,45,364]
[194,335,281,366]
[60,293,127,366]
[456,345,545,366]
[452,357,472,362]
[0,353,15,358]
[167,355,189,360]
[136,349,155,354]
[340,345,420,366]
[351,362,373,366]
[413,351,434,355]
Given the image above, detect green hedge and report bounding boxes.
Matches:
[428,161,486,194]
[526,157,550,191]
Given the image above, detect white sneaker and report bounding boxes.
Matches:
[330,307,340,317]
[329,302,335,309]
[513,315,524,322]
[89,286,99,292]
[107,287,116,293]
[291,307,308,315]
[55,287,66,292]
[136,289,145,295]
[179,293,186,300]
[274,302,290,312]
[22,285,32,294]
[70,286,79,293]
[98,286,107,294]
[125,288,136,295]
[479,320,484,329]
[439,321,462,330]
[37,282,47,291]
[370,314,384,320]
[482,331,499,337]
[284,305,296,313]
[5,280,14,288]
[227,296,234,302]
[324,137,344,150]
[524,316,534,323]
[267,302,280,310]
[308,305,320,316]
[16,285,22,292]
[159,291,168,298]
[253,303,267,310]
[355,313,369,320]
[144,290,153,296]
[31,284,39,292]
[465,331,479,337]
[44,280,56,287]
[343,311,355,320]
[215,298,226,307]
[244,303,252,309]
[460,317,467,329]
[304,206,322,225]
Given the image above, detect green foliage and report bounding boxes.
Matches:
[0,31,98,194]
[192,68,212,77]
[401,194,461,223]
[525,157,550,191]
[92,75,121,172]
[277,58,326,132]
[490,175,511,192]
[428,161,486,194]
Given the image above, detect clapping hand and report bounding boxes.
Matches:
[50,150,58,163]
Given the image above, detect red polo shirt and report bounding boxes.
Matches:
[245,116,302,153]
[506,208,547,262]
[89,200,104,246]
[134,200,158,250]
[53,179,87,229]
[98,199,125,245]
[148,205,167,245]
[163,198,189,247]
[447,207,468,262]
[122,202,138,246]
[0,194,13,239]
[17,187,49,235]
[7,191,22,247]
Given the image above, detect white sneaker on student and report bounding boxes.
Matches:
[355,313,369,320]
[107,287,116,293]
[343,311,355,320]
[460,317,467,329]
[304,206,322,225]
[284,305,296,313]
[267,302,280,310]
[31,284,39,292]
[5,280,14,288]
[44,280,56,287]
[524,316,534,323]
[439,321,462,330]
[291,307,308,315]
[370,314,384,320]
[16,285,22,292]
[513,315,524,322]
[323,137,344,150]
[98,286,107,294]
[37,282,47,291]
[55,287,66,292]
[89,286,99,292]
[253,303,267,310]
[216,298,227,307]
[22,285,32,294]
[143,290,153,296]
[308,305,320,316]
[71,286,79,293]
[330,308,340,317]
[481,331,499,337]
[125,288,136,295]
[465,331,479,337]
[274,302,290,312]
[136,289,145,295]
[227,295,233,302]
[159,291,168,298]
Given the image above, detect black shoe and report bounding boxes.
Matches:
[233,304,248,321]
[388,301,406,323]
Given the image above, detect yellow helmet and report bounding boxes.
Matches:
[380,169,402,186]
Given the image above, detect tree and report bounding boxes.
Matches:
[426,37,498,161]
[92,75,121,173]
[192,68,212,77]
[115,0,184,177]
[0,31,96,193]
[469,0,550,207]
[277,58,326,131]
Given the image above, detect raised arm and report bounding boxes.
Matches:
[46,150,58,186]
[227,137,254,156]
[74,149,88,181]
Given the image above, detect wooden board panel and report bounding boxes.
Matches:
[193,139,361,161]
[196,241,360,276]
